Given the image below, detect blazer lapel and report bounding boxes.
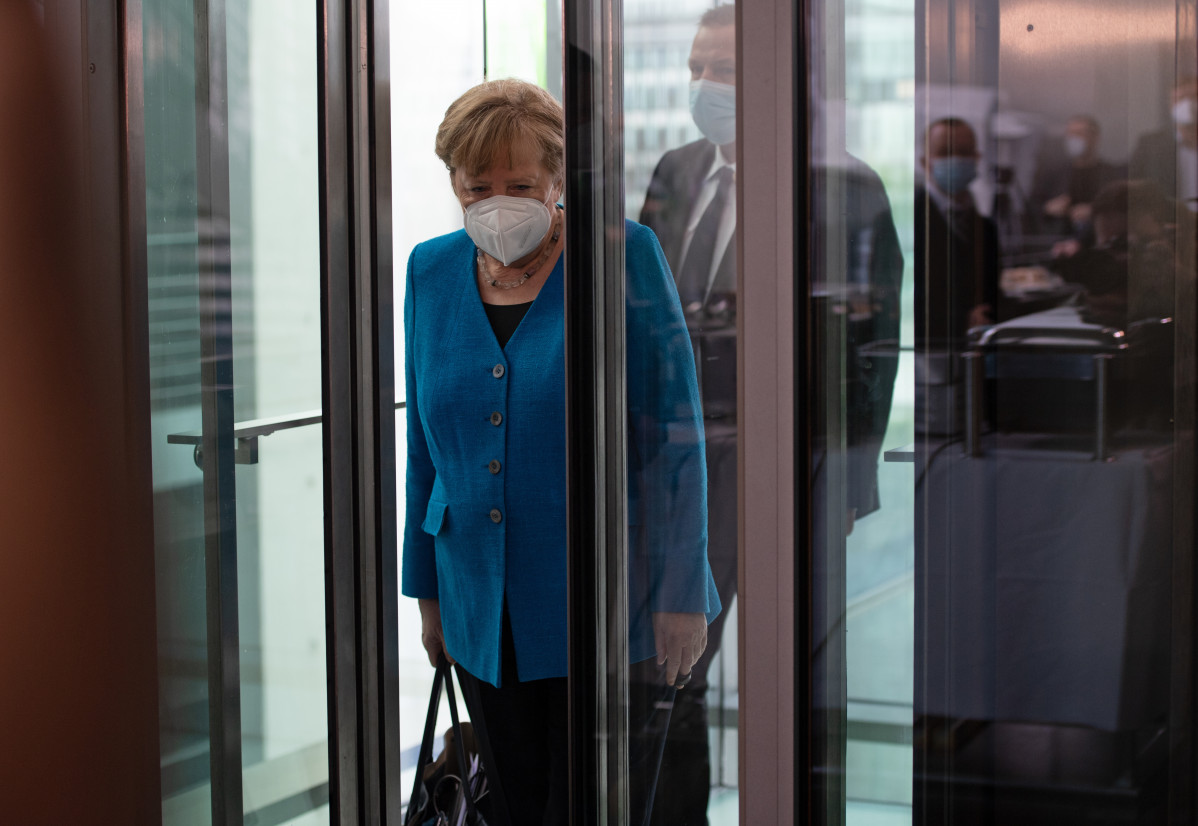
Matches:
[436,233,507,361]
[656,141,717,274]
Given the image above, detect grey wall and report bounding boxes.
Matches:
[997,0,1177,160]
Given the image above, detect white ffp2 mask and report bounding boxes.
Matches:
[1064,135,1087,160]
[689,79,736,147]
[464,195,554,266]
[1174,98,1196,127]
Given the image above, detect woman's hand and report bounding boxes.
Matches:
[653,612,707,687]
[418,598,454,667]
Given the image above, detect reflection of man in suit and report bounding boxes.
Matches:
[1130,77,1198,210]
[811,157,905,516]
[635,5,903,821]
[635,5,736,824]
[915,117,1000,347]
[1029,114,1123,240]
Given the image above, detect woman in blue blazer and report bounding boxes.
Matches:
[402,78,719,822]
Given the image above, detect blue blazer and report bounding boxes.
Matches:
[402,220,720,687]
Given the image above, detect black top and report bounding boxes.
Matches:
[483,300,533,349]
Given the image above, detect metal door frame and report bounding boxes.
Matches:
[318,0,401,822]
[738,0,801,823]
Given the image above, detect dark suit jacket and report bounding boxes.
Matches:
[640,139,904,515]
[639,139,736,295]
[914,185,1001,347]
[1129,128,1177,195]
[639,140,737,424]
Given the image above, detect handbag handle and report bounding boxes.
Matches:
[441,657,483,823]
[404,656,484,825]
[404,660,446,826]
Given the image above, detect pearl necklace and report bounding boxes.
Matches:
[477,213,562,290]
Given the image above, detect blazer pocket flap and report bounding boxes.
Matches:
[422,499,448,536]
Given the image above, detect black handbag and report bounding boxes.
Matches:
[404,657,490,826]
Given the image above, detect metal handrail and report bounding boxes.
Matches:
[168,402,406,466]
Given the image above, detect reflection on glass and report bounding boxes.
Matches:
[627,2,740,823]
[147,0,329,821]
[387,0,486,811]
[397,68,720,821]
[145,1,209,813]
[810,0,1197,822]
[809,2,911,820]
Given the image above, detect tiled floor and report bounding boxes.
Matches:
[706,790,911,825]
[706,566,916,826]
[845,800,912,825]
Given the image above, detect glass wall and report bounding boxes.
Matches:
[389,0,483,804]
[145,0,329,820]
[805,0,1198,823]
[624,2,741,823]
[133,0,1198,823]
[838,0,918,820]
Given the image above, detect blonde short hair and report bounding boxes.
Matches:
[435,79,565,186]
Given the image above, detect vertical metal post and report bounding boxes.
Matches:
[317,0,361,818]
[194,0,243,820]
[1094,354,1112,461]
[318,0,400,822]
[964,351,983,457]
[791,0,817,820]
[564,0,629,822]
[370,3,403,820]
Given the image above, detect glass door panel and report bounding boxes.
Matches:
[387,0,485,806]
[804,0,1198,823]
[390,3,569,814]
[624,2,741,823]
[146,0,329,820]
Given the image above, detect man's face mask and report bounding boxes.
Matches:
[689,79,736,147]
[463,195,554,266]
[1174,97,1197,127]
[931,156,978,196]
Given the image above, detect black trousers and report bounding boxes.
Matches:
[458,428,737,826]
[456,616,694,826]
[456,613,569,826]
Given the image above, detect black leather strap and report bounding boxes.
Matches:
[404,662,446,825]
[404,657,485,825]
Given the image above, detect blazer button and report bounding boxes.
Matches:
[492,364,505,378]
[490,508,502,523]
[490,411,503,426]
[489,459,501,474]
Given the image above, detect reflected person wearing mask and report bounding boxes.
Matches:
[1031,114,1123,239]
[636,5,736,824]
[402,78,720,824]
[915,117,1000,347]
[1130,77,1198,210]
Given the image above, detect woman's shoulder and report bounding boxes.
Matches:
[623,218,664,257]
[409,228,472,274]
[623,219,672,279]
